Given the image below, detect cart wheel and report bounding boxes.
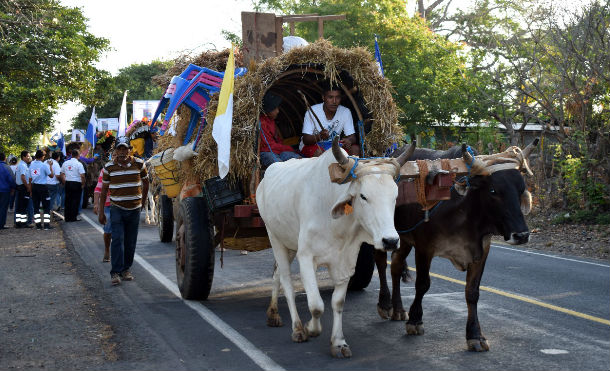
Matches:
[158,195,174,242]
[175,197,215,300]
[348,243,375,291]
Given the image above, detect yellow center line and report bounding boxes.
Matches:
[398,264,610,326]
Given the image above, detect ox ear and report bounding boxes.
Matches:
[521,189,532,215]
[331,192,355,219]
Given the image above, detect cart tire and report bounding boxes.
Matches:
[348,243,375,291]
[158,195,174,242]
[175,197,215,300]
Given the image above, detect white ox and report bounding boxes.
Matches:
[257,138,413,358]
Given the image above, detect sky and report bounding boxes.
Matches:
[53,0,256,133]
[52,0,582,134]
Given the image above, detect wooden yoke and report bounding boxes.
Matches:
[397,158,469,206]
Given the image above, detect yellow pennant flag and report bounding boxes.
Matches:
[212,45,235,179]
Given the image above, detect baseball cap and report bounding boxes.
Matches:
[115,136,132,149]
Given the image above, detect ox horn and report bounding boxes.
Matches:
[462,143,474,165]
[332,136,349,166]
[394,140,416,166]
[521,138,540,159]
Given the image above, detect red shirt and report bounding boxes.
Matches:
[259,115,296,154]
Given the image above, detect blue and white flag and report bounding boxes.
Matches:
[57,132,66,156]
[374,34,384,77]
[85,107,97,148]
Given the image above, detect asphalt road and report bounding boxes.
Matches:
[63,208,610,371]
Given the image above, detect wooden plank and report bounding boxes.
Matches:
[275,16,284,56]
[399,158,469,178]
[241,12,278,64]
[279,15,345,22]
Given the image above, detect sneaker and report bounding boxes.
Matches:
[240,250,249,255]
[102,256,110,263]
[111,273,121,286]
[24,224,34,228]
[120,270,134,281]
[35,223,43,230]
[76,216,82,221]
[44,224,53,230]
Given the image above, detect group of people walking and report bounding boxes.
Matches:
[0,148,88,230]
[1,136,149,288]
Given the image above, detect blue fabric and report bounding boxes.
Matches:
[103,206,111,234]
[47,184,59,211]
[260,151,301,168]
[109,206,140,275]
[0,162,16,192]
[374,35,384,77]
[0,191,9,228]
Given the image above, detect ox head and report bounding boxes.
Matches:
[328,137,415,252]
[457,139,538,245]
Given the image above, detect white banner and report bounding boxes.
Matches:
[71,129,86,142]
[132,100,158,122]
[97,117,119,132]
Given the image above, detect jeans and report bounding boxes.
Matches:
[0,191,9,228]
[59,184,65,209]
[9,191,15,210]
[260,151,301,168]
[109,206,141,275]
[47,184,60,211]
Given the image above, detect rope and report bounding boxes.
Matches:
[397,200,444,234]
[259,120,279,163]
[357,120,365,156]
[415,160,429,209]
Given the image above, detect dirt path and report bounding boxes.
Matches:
[0,211,116,370]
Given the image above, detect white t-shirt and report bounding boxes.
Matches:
[61,158,85,182]
[47,159,61,185]
[300,103,355,150]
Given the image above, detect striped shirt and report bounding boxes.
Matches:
[102,157,148,210]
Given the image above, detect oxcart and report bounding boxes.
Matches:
[148,12,466,300]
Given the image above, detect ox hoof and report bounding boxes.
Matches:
[377,304,393,320]
[391,309,407,321]
[291,322,309,343]
[330,344,352,358]
[266,307,283,327]
[406,322,424,335]
[305,321,322,337]
[467,338,490,352]
[266,315,283,327]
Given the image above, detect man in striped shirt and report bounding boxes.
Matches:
[98,137,149,286]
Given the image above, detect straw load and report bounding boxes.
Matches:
[153,39,403,185]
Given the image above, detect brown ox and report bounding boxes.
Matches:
[376,140,537,351]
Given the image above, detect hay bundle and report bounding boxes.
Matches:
[159,39,403,184]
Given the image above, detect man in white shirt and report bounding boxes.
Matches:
[60,149,85,222]
[14,150,32,228]
[46,151,62,214]
[300,83,360,157]
[29,149,55,229]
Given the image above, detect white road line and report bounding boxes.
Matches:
[80,213,285,371]
[491,244,610,268]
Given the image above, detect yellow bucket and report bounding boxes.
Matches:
[150,149,180,198]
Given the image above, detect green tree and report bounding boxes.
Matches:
[73,61,171,129]
[0,0,110,152]
[256,0,487,135]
